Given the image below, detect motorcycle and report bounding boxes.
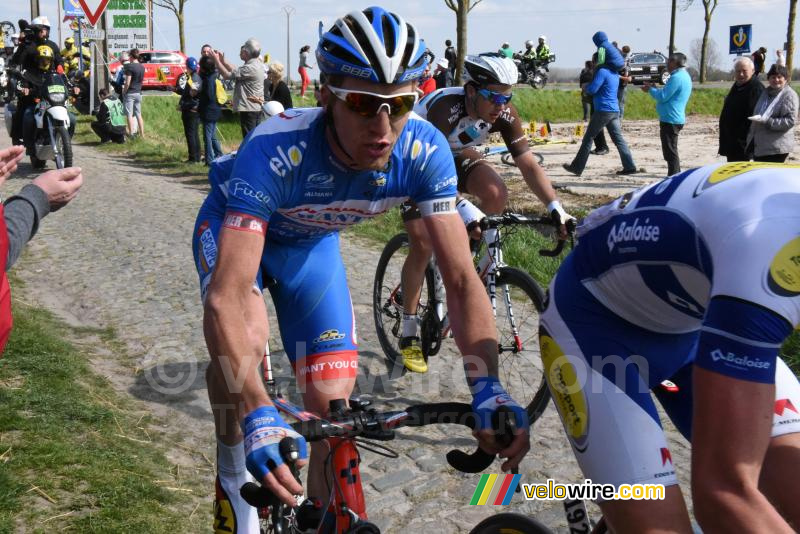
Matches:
[513,53,555,89]
[19,69,73,169]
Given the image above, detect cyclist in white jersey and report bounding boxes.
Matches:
[540,162,800,532]
[397,54,574,372]
[196,8,531,533]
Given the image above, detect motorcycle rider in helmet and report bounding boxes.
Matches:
[12,17,62,147]
[521,39,536,61]
[536,35,551,61]
[21,46,74,157]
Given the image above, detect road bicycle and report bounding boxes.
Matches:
[241,349,523,533]
[372,212,572,425]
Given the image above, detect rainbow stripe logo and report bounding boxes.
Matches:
[469,474,521,505]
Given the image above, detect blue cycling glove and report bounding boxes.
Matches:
[241,405,308,481]
[470,376,530,435]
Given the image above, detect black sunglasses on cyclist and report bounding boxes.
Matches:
[327,86,418,118]
[477,88,513,105]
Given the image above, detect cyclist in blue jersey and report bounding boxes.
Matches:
[539,163,800,533]
[193,7,531,533]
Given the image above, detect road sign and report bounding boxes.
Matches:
[63,0,84,17]
[82,28,105,40]
[77,0,110,26]
[729,24,752,55]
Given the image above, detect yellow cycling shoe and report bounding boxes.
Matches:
[399,336,427,373]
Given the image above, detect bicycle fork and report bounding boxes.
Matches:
[482,234,524,354]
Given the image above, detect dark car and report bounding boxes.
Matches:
[627,51,670,85]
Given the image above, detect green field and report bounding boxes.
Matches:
[0,280,206,532]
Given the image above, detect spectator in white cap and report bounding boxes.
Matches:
[433,57,451,88]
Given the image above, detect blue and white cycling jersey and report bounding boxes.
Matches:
[568,162,800,383]
[206,107,458,245]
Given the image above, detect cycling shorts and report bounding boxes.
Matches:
[192,205,358,386]
[401,147,492,222]
[539,254,800,489]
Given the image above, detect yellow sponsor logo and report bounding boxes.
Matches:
[213,497,235,533]
[695,162,800,196]
[768,237,800,297]
[540,334,589,451]
[314,329,346,344]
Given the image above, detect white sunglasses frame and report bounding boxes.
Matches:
[326,85,419,117]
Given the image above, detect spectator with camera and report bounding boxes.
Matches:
[212,39,266,137]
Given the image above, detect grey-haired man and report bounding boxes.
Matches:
[212,38,266,137]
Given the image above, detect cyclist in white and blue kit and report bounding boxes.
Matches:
[541,162,800,533]
[193,7,531,533]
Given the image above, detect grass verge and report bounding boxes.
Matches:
[0,280,205,532]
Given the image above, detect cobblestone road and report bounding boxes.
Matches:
[2,123,692,533]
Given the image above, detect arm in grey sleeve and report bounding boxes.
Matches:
[4,184,51,270]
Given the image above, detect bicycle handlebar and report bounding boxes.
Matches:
[484,211,575,256]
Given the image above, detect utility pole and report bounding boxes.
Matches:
[30,0,40,19]
[669,0,677,55]
[283,5,295,86]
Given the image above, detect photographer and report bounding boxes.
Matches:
[212,39,265,137]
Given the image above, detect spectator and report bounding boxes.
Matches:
[747,64,798,163]
[776,49,785,67]
[298,44,313,99]
[432,58,450,89]
[91,88,127,144]
[212,38,266,137]
[198,56,224,165]
[444,39,457,78]
[0,146,83,354]
[122,48,145,137]
[417,64,436,96]
[498,42,513,58]
[718,56,764,162]
[618,45,632,120]
[579,60,593,121]
[180,57,202,163]
[563,52,637,177]
[752,46,767,77]
[266,62,293,110]
[642,52,692,176]
[111,51,129,96]
[201,44,213,58]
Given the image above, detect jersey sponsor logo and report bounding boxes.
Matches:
[313,329,346,344]
[540,333,590,452]
[307,172,335,188]
[775,398,798,416]
[369,176,387,187]
[433,175,457,193]
[223,212,267,235]
[660,447,672,466]
[214,482,237,533]
[269,141,307,178]
[433,200,453,213]
[199,226,217,274]
[606,218,661,252]
[767,237,800,297]
[297,359,358,377]
[694,162,800,197]
[400,132,442,170]
[710,349,771,370]
[230,178,272,208]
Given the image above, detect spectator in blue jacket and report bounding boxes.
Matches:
[642,52,692,176]
[563,53,637,177]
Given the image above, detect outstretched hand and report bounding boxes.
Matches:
[32,167,84,211]
[0,146,25,184]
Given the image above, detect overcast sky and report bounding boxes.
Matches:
[7,0,790,73]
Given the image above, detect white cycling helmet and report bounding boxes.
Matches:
[262,100,285,118]
[463,54,518,86]
[539,35,547,42]
[525,40,534,48]
[31,16,51,30]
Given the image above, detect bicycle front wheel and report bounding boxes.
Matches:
[469,512,553,534]
[493,267,550,424]
[372,232,436,376]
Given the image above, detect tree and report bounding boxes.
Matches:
[690,37,721,77]
[153,0,188,54]
[698,0,719,83]
[444,0,485,85]
[789,0,797,78]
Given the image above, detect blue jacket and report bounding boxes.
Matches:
[199,71,222,122]
[592,31,624,71]
[648,68,692,124]
[586,67,620,113]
